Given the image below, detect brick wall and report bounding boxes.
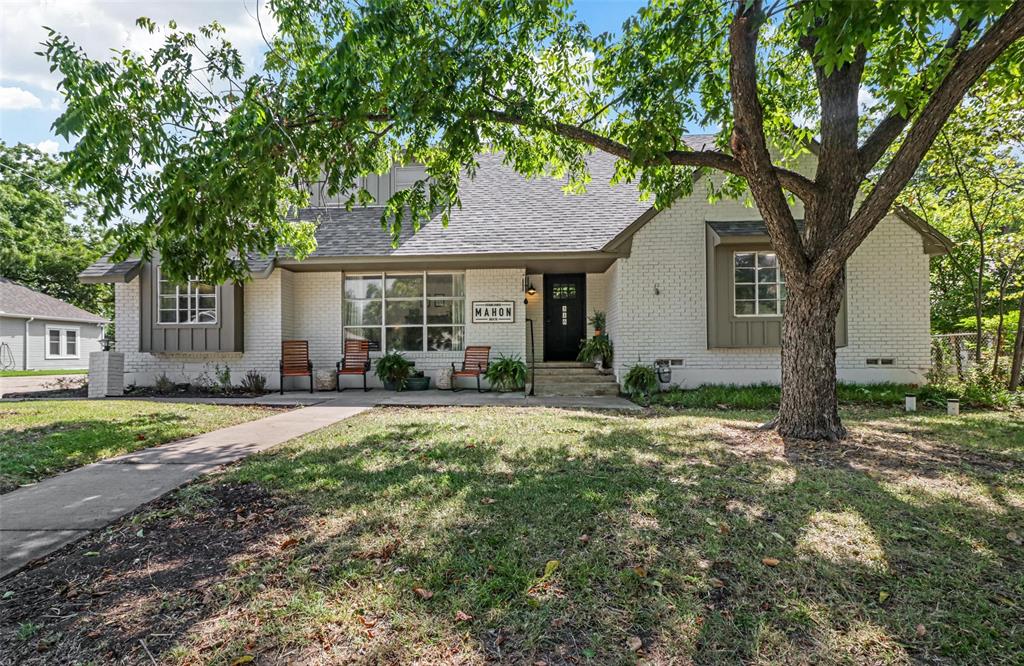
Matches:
[116,267,527,390]
[605,190,933,386]
[116,269,286,389]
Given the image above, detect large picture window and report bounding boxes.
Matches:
[734,251,786,316]
[158,272,218,324]
[344,272,465,352]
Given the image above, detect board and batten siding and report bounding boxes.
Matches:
[137,261,244,353]
[705,231,848,349]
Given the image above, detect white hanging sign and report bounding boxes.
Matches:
[472,301,515,323]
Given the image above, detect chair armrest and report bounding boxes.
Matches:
[337,358,343,372]
[364,359,371,371]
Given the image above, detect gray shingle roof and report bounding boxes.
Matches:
[707,220,805,236]
[78,255,143,283]
[295,140,717,257]
[0,278,107,323]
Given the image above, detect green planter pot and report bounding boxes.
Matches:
[405,376,430,391]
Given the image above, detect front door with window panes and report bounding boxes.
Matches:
[543,273,586,361]
[734,251,786,316]
[343,272,465,352]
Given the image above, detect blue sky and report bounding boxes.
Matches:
[0,0,646,154]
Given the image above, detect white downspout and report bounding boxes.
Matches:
[23,317,34,370]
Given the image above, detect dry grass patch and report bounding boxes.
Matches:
[1,406,1021,665]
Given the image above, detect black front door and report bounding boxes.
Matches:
[543,274,586,361]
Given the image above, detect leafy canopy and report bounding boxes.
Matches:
[0,142,112,316]
[42,0,1024,283]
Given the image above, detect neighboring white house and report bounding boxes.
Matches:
[80,140,951,392]
[0,278,108,371]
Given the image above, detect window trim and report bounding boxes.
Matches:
[343,271,466,353]
[732,250,786,318]
[44,325,81,360]
[155,268,219,327]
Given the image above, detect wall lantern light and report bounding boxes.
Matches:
[524,279,537,304]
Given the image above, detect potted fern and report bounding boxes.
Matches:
[483,354,528,391]
[375,351,415,390]
[623,363,658,404]
[588,311,606,337]
[577,335,613,370]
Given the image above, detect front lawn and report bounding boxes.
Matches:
[1,406,1021,664]
[0,400,277,492]
[0,369,88,377]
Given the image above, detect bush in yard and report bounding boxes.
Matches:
[154,373,175,395]
[623,363,658,403]
[213,363,233,393]
[375,351,415,390]
[239,370,268,395]
[484,354,527,391]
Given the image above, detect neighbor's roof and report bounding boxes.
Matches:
[0,278,107,323]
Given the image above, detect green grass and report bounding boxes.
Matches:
[0,369,88,377]
[0,400,277,491]
[149,406,1022,664]
[650,382,959,410]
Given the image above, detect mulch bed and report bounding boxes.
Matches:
[0,481,303,665]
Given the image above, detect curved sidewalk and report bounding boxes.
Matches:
[0,400,368,578]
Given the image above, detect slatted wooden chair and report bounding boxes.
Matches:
[279,340,313,394]
[451,345,491,393]
[336,339,372,392]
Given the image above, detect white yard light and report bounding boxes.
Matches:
[905,394,916,412]
[947,398,960,416]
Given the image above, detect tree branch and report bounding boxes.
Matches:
[857,17,982,176]
[727,0,809,279]
[815,0,1024,284]
[281,107,821,201]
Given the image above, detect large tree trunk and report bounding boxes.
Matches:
[777,273,847,440]
[1010,294,1024,391]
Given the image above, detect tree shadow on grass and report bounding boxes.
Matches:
[0,407,1020,664]
[0,413,196,491]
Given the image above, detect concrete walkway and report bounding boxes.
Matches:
[0,399,368,578]
[0,373,86,397]
[128,389,641,411]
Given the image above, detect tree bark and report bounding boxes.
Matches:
[777,271,847,440]
[1010,294,1024,391]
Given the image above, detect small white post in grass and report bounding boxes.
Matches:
[947,398,960,416]
[905,394,917,412]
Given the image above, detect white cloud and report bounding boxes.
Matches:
[0,0,277,91]
[32,139,60,154]
[0,86,42,110]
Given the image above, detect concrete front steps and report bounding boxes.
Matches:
[531,361,621,397]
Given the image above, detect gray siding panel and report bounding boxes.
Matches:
[138,261,244,353]
[707,231,847,349]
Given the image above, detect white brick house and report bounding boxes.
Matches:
[81,142,949,391]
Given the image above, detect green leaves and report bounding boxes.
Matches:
[39,0,1023,283]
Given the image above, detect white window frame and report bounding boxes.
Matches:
[157,268,218,325]
[733,250,786,317]
[45,326,80,360]
[342,271,466,352]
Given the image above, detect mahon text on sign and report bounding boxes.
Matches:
[472,301,514,323]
